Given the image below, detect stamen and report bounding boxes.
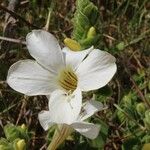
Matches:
[58,67,78,92]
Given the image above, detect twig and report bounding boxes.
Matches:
[0,0,20,54]
[125,29,150,47]
[16,96,28,125]
[0,4,39,29]
[43,1,55,31]
[115,79,121,103]
[44,8,52,31]
[114,104,145,130]
[20,0,29,5]
[127,70,150,108]
[123,56,150,108]
[0,36,26,45]
[103,33,116,41]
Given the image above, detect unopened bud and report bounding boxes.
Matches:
[64,38,81,51]
[136,103,146,115]
[16,139,26,150]
[144,110,150,129]
[145,110,150,122]
[116,42,125,51]
[21,124,26,130]
[123,95,131,105]
[87,26,96,38]
[146,94,150,102]
[0,144,11,149]
[0,145,5,149]
[142,143,150,150]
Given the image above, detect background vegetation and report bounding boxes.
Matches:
[0,0,150,149]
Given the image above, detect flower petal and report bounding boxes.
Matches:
[26,30,65,73]
[62,46,93,71]
[76,49,117,91]
[79,100,107,121]
[71,122,100,139]
[7,60,57,96]
[38,111,54,130]
[48,89,82,124]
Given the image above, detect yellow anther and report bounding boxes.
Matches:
[58,67,78,92]
[87,26,96,38]
[16,139,26,150]
[64,38,81,51]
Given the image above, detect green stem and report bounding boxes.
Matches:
[47,125,72,150]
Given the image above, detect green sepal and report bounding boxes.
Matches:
[0,138,13,150]
[4,124,29,143]
[79,35,100,49]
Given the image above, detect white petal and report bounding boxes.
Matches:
[71,122,100,139]
[7,60,57,96]
[26,30,65,73]
[76,49,117,91]
[48,89,82,124]
[79,100,107,121]
[38,111,54,130]
[62,46,93,71]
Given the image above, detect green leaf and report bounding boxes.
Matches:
[122,138,141,150]
[4,124,20,142]
[0,138,13,150]
[90,119,109,149]
[4,124,30,143]
[72,0,100,49]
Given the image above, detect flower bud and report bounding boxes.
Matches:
[87,26,96,38]
[122,95,132,105]
[142,143,150,150]
[0,144,11,150]
[20,124,26,131]
[4,124,20,142]
[16,139,26,150]
[145,110,150,122]
[0,145,5,149]
[136,103,146,115]
[116,42,125,51]
[146,94,150,102]
[64,38,81,51]
[144,110,150,129]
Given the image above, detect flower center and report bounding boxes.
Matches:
[58,67,78,92]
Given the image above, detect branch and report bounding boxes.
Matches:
[0,5,39,29]
[0,36,26,45]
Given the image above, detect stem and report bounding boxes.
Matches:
[47,125,72,150]
[44,8,52,31]
[0,36,26,45]
[43,0,55,31]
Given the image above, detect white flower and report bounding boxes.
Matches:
[7,30,116,96]
[7,30,116,121]
[39,90,106,139]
